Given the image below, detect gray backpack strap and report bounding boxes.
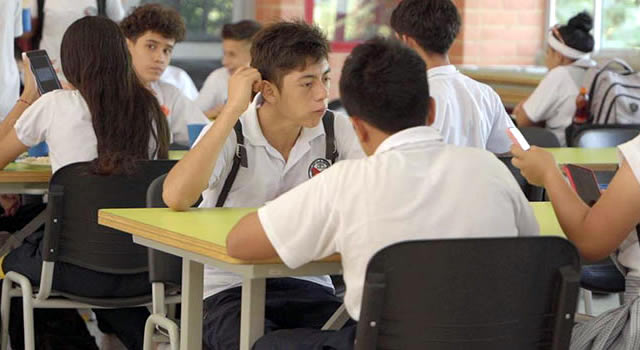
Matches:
[0,210,47,257]
[323,111,338,164]
[215,122,247,207]
[97,0,106,17]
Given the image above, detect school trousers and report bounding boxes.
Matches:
[202,277,343,350]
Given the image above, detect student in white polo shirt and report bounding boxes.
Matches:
[223,37,539,350]
[513,12,596,146]
[390,0,514,154]
[196,20,262,120]
[120,4,209,147]
[163,21,365,350]
[0,0,23,121]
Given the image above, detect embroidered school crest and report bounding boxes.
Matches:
[308,158,331,178]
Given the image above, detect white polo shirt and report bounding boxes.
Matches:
[196,94,366,299]
[150,80,209,146]
[258,126,539,320]
[428,65,515,153]
[615,136,640,284]
[523,58,596,146]
[0,0,23,121]
[160,66,199,101]
[195,67,229,112]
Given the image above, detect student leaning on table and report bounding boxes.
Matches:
[163,21,365,350]
[511,141,640,349]
[0,16,170,349]
[513,12,596,146]
[390,0,515,153]
[223,37,539,350]
[120,4,209,147]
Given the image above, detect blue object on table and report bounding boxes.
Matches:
[22,8,31,33]
[28,141,48,157]
[187,124,206,147]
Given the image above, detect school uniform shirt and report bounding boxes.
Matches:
[615,136,640,285]
[27,0,125,80]
[258,126,539,320]
[428,65,515,153]
[0,0,23,121]
[150,80,209,146]
[195,67,229,112]
[14,89,157,173]
[160,66,199,101]
[195,94,366,299]
[523,58,596,146]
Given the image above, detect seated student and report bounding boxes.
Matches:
[390,0,515,154]
[195,20,262,120]
[120,4,209,147]
[514,12,596,146]
[163,21,365,349]
[223,37,539,350]
[511,144,640,349]
[0,16,170,349]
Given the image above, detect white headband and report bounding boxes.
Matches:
[548,32,590,60]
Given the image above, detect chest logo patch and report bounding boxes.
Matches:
[308,158,331,178]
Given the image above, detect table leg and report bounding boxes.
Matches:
[239,278,266,350]
[180,258,204,350]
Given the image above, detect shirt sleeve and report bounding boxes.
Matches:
[333,112,365,160]
[106,0,125,21]
[522,68,566,123]
[15,1,23,37]
[14,94,55,147]
[486,89,515,154]
[257,164,342,269]
[618,135,640,185]
[167,91,210,146]
[195,69,226,112]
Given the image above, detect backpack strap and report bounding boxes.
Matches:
[215,122,247,207]
[97,0,106,17]
[323,111,339,164]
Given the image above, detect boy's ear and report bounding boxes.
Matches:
[261,81,278,103]
[126,38,134,51]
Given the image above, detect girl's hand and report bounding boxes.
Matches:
[20,53,40,104]
[510,144,558,187]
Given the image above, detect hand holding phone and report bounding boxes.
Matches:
[562,164,601,206]
[506,127,531,151]
[25,50,62,95]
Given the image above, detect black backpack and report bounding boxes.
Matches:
[216,111,338,207]
[33,0,107,49]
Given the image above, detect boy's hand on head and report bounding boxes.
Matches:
[225,67,262,118]
[510,145,558,187]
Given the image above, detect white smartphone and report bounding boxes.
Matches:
[506,127,531,151]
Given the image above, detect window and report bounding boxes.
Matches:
[139,0,234,41]
[550,0,640,50]
[305,0,397,51]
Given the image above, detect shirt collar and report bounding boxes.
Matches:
[375,126,443,155]
[427,65,458,79]
[572,57,597,69]
[240,93,326,147]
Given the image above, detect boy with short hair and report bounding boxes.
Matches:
[196,20,262,120]
[120,4,208,147]
[163,21,364,349]
[390,0,514,153]
[225,37,539,350]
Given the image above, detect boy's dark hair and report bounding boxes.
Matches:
[120,4,186,42]
[222,20,262,41]
[557,12,594,53]
[340,37,430,133]
[250,20,329,88]
[390,0,461,55]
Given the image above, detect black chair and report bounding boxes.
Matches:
[569,124,640,148]
[0,160,178,350]
[498,156,545,201]
[355,237,581,350]
[519,127,561,147]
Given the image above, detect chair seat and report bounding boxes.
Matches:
[581,263,625,293]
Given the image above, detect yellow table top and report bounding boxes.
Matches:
[0,162,52,183]
[545,147,618,170]
[529,202,564,237]
[169,150,187,160]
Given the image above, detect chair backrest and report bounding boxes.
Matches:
[42,160,177,274]
[571,124,640,148]
[498,156,545,201]
[146,173,182,286]
[519,127,561,147]
[355,237,581,350]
